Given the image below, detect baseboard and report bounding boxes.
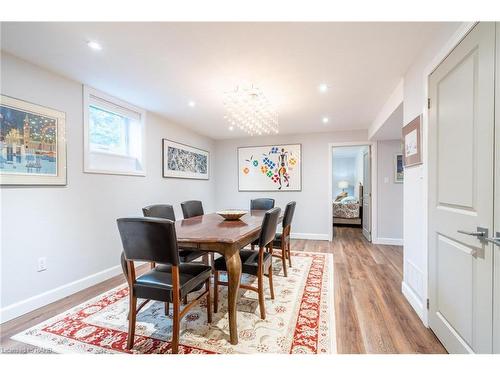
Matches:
[401,281,426,323]
[290,232,330,241]
[373,237,404,246]
[0,264,122,324]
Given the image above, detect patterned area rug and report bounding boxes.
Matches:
[12,252,335,354]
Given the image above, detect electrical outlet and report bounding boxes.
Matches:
[38,257,47,272]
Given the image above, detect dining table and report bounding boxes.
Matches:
[175,209,281,345]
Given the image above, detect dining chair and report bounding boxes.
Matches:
[180,200,204,219]
[117,217,212,354]
[250,198,275,211]
[213,207,281,320]
[142,204,205,264]
[271,201,296,277]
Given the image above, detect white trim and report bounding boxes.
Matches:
[290,232,330,241]
[327,141,377,242]
[0,264,122,324]
[416,22,476,326]
[401,281,426,323]
[373,237,404,246]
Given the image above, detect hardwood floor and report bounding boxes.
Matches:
[0,227,446,354]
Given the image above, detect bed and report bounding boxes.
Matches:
[332,184,363,227]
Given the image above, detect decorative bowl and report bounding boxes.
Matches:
[216,210,248,221]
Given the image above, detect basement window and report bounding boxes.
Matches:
[83,86,146,176]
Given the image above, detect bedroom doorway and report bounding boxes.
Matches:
[330,144,371,241]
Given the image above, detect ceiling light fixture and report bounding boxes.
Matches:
[223,84,279,136]
[87,41,102,51]
[228,126,234,131]
[188,100,196,107]
[318,83,329,93]
[322,117,329,124]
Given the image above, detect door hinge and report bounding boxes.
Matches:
[427,298,430,309]
[427,98,431,109]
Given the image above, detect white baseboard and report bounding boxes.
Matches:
[290,232,330,241]
[401,280,426,324]
[373,237,404,246]
[0,265,122,324]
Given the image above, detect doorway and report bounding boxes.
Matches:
[329,144,371,241]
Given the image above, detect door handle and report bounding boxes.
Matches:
[457,227,489,242]
[485,232,500,246]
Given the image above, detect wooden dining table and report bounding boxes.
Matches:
[175,210,280,345]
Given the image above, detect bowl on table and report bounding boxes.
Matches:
[216,210,248,221]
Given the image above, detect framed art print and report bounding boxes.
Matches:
[0,95,67,185]
[402,114,422,167]
[238,144,301,191]
[394,154,404,183]
[162,139,209,180]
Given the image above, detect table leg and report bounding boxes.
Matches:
[225,248,242,345]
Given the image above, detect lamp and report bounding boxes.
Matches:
[338,180,349,192]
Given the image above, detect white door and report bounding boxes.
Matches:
[428,22,495,354]
[362,149,371,241]
[494,22,500,355]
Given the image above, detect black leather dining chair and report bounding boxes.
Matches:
[213,207,281,320]
[272,201,296,277]
[250,198,275,211]
[142,204,205,264]
[117,217,212,354]
[180,200,204,219]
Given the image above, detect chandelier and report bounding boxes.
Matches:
[223,85,279,136]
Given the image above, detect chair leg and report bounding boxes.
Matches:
[126,294,137,350]
[282,247,288,277]
[288,242,292,268]
[165,301,170,316]
[205,279,212,323]
[213,271,219,313]
[171,297,180,354]
[251,243,255,251]
[183,296,188,305]
[268,264,275,300]
[257,270,266,319]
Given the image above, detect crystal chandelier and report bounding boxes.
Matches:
[223,85,279,136]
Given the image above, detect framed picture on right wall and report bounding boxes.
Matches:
[402,114,422,167]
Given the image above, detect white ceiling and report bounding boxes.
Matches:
[0,22,456,140]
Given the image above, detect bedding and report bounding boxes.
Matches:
[333,199,360,219]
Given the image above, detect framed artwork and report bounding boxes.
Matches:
[162,139,209,180]
[402,115,422,167]
[238,144,302,191]
[0,95,67,185]
[394,154,404,183]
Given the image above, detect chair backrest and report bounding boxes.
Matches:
[181,200,204,219]
[142,204,176,221]
[117,217,179,265]
[282,201,296,229]
[250,198,275,211]
[257,207,281,248]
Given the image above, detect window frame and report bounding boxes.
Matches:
[83,85,146,176]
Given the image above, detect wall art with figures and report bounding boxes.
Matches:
[238,144,301,191]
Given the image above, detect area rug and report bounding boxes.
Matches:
[12,251,335,354]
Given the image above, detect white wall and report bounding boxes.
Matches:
[214,130,368,240]
[376,140,403,243]
[401,22,463,322]
[0,52,216,322]
[332,156,357,198]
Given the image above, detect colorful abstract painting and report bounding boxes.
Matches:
[238,144,301,191]
[162,139,209,179]
[0,95,66,185]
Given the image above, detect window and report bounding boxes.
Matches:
[83,86,146,176]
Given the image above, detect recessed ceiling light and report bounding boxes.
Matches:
[322,117,329,124]
[228,126,234,131]
[87,41,102,51]
[188,100,196,108]
[318,83,329,93]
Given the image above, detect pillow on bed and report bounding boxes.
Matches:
[340,196,357,204]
